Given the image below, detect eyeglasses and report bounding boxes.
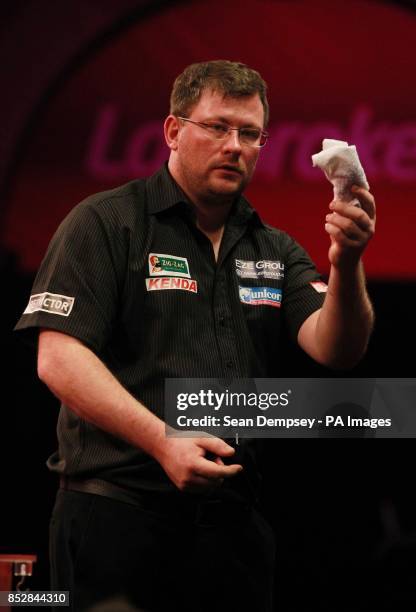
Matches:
[178,117,268,148]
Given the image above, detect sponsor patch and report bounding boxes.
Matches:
[146,277,198,293]
[148,253,190,278]
[310,281,328,293]
[239,286,282,308]
[235,259,284,280]
[23,292,75,317]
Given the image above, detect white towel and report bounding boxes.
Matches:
[311,139,369,207]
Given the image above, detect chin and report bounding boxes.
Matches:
[211,176,243,193]
[210,187,241,201]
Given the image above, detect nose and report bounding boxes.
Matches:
[222,128,242,154]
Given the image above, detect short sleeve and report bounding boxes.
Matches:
[281,233,327,341]
[14,199,127,354]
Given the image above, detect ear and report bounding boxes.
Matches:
[164,115,180,151]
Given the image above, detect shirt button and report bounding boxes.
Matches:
[225,360,233,369]
[219,315,226,326]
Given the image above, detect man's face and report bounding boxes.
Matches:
[173,89,264,205]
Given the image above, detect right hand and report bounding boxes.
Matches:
[154,434,243,493]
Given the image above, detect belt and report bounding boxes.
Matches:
[60,476,153,507]
[59,476,252,524]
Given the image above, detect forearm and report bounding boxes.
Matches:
[316,260,374,368]
[37,330,242,492]
[37,330,166,459]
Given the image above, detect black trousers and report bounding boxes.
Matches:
[49,489,275,612]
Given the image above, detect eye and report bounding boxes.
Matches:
[240,128,261,143]
[208,123,229,136]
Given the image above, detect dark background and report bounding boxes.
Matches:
[1,1,416,610]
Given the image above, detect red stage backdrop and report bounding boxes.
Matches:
[3,0,416,279]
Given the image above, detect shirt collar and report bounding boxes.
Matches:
[146,162,265,228]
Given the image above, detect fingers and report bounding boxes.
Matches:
[329,200,374,233]
[197,436,242,476]
[325,221,363,248]
[197,435,236,457]
[327,188,376,251]
[350,185,376,221]
[162,436,242,493]
[325,212,369,243]
[195,455,243,480]
[180,454,240,493]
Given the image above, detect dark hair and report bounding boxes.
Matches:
[170,60,269,128]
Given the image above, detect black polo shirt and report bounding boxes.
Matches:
[15,163,326,498]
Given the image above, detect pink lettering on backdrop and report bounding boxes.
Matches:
[86,105,126,179]
[125,121,168,176]
[85,103,416,182]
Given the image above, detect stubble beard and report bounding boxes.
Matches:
[197,166,250,208]
[176,154,252,208]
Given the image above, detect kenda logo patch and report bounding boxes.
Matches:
[148,253,190,278]
[23,292,75,317]
[310,281,328,293]
[146,277,198,293]
[235,259,284,280]
[239,286,282,308]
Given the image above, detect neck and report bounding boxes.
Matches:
[193,200,231,234]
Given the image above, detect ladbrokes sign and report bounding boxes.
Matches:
[3,0,415,278]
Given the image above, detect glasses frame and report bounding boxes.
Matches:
[177,116,268,148]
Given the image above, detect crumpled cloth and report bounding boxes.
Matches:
[311,138,369,206]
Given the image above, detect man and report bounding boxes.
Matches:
[15,60,375,611]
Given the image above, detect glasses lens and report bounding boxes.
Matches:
[238,129,268,147]
[258,132,268,147]
[239,128,261,146]
[206,124,230,139]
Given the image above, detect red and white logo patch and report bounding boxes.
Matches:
[310,281,328,293]
[145,277,198,293]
